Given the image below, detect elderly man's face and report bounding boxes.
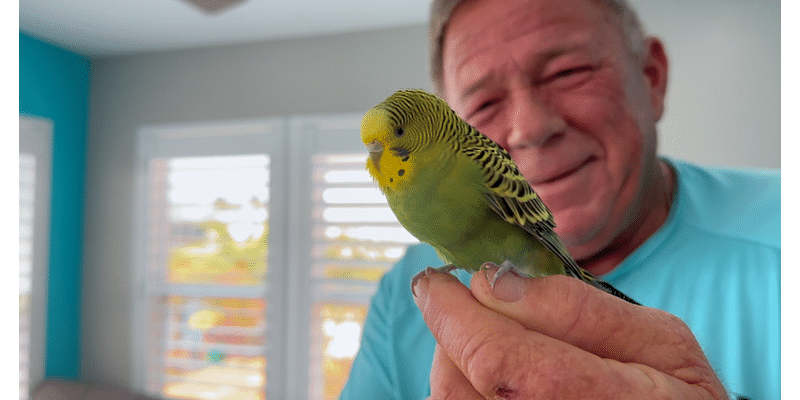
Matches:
[442,0,667,260]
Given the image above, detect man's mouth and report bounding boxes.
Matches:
[532,156,597,186]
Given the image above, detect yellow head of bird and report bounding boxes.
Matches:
[361,89,450,189]
[361,106,408,189]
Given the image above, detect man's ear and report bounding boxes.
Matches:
[641,37,669,121]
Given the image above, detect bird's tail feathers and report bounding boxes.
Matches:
[576,268,641,305]
[538,229,640,305]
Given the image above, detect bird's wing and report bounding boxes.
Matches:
[459,128,592,280]
[461,133,640,304]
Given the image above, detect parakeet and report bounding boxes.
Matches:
[360,89,639,305]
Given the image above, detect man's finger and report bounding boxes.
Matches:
[412,267,729,398]
[411,268,651,398]
[429,344,483,399]
[412,268,534,397]
[469,267,726,397]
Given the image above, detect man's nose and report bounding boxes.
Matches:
[506,90,566,150]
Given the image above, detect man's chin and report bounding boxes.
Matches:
[551,210,608,258]
[528,156,599,210]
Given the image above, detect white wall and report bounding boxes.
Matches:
[633,0,780,168]
[82,0,779,388]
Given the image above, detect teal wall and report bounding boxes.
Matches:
[19,32,89,380]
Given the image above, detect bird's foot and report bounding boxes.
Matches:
[482,260,523,291]
[411,265,459,297]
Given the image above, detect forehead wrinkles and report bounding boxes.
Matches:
[444,2,550,73]
[443,0,618,85]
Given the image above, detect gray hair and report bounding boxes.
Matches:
[429,0,647,95]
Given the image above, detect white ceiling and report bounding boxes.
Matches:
[19,0,431,57]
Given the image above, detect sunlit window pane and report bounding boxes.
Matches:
[309,303,368,400]
[149,155,270,286]
[145,154,270,399]
[153,295,267,400]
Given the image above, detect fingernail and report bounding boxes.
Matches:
[482,263,528,302]
[411,267,432,299]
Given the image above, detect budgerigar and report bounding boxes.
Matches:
[360,89,639,305]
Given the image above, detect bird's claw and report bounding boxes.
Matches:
[481,260,521,291]
[411,265,459,297]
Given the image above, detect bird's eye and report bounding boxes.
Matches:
[395,127,404,137]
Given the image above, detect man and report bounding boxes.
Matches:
[340,0,780,398]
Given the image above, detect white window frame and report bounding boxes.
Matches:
[19,114,53,398]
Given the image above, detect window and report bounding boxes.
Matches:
[19,115,53,400]
[134,120,288,400]
[135,114,416,399]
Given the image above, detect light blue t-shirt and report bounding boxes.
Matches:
[339,159,780,400]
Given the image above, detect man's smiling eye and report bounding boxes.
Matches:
[480,99,498,110]
[543,66,594,84]
[464,96,503,128]
[476,98,501,112]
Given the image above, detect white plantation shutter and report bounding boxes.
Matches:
[19,115,52,400]
[134,120,288,400]
[287,115,418,400]
[135,114,417,399]
[19,153,35,400]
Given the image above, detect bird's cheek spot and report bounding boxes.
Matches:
[390,178,394,183]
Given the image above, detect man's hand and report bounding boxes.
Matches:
[411,265,728,399]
